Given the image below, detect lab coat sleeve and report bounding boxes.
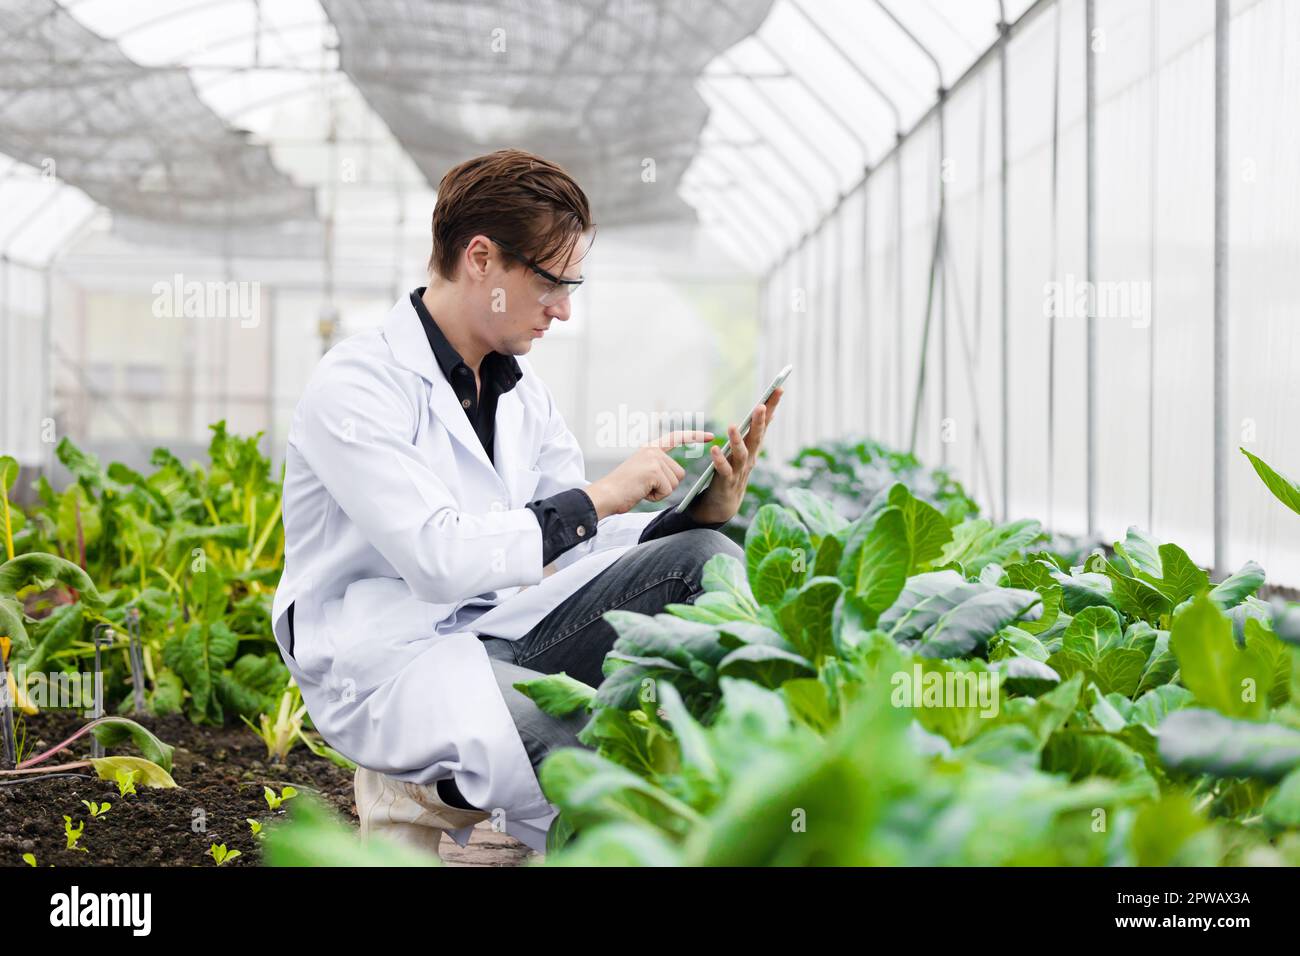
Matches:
[295,352,545,604]
[530,379,656,572]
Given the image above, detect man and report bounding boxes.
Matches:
[270,148,782,857]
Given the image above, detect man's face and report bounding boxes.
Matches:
[472,232,586,356]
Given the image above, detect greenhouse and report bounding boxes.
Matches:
[1,0,1299,893]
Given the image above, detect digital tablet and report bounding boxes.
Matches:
[674,363,792,514]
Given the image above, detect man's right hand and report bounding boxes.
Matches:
[585,429,715,520]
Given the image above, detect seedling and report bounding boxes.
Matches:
[21,853,35,867]
[207,843,240,866]
[247,818,263,837]
[264,785,297,811]
[242,682,308,763]
[115,768,138,797]
[63,815,87,853]
[80,800,110,818]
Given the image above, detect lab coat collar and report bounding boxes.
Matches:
[380,294,527,502]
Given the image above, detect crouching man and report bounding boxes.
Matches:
[271,149,782,858]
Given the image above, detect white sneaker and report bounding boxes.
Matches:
[354,766,490,859]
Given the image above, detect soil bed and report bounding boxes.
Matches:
[0,710,532,867]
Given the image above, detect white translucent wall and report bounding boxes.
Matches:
[1225,0,1300,583]
[47,217,756,483]
[760,0,1300,584]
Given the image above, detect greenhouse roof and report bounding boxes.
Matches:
[0,0,1038,269]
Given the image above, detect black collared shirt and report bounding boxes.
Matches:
[411,288,725,567]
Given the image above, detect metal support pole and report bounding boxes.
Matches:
[1146,0,1159,534]
[938,95,948,467]
[896,144,905,448]
[862,170,873,436]
[1085,0,1098,538]
[999,12,1011,524]
[1213,0,1229,576]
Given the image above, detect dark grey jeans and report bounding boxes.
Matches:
[480,526,743,778]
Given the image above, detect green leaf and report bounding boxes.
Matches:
[989,672,1083,748]
[0,596,31,650]
[886,483,951,572]
[1055,571,1119,615]
[1047,607,1146,697]
[1243,618,1292,708]
[1170,595,1268,718]
[90,756,177,788]
[89,717,175,773]
[1113,527,1163,580]
[1241,447,1300,517]
[656,681,718,784]
[752,547,802,606]
[781,488,848,543]
[1103,560,1172,623]
[1263,768,1300,828]
[717,644,815,688]
[1043,731,1156,793]
[216,652,288,718]
[745,505,812,586]
[938,517,1042,575]
[916,587,1043,660]
[781,678,836,734]
[883,572,1042,659]
[1208,561,1266,610]
[838,506,910,620]
[1129,684,1194,729]
[811,532,843,580]
[538,748,702,838]
[1158,709,1300,782]
[514,672,597,717]
[0,456,17,494]
[700,554,757,609]
[991,655,1060,695]
[774,576,843,663]
[1154,543,1209,606]
[264,794,441,867]
[0,553,102,606]
[1136,630,1178,694]
[149,668,184,716]
[1131,793,1214,866]
[56,485,102,555]
[15,602,83,674]
[56,437,105,491]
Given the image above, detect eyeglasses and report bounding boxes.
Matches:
[488,236,585,305]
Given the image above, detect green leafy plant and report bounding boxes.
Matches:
[63,816,86,853]
[241,681,308,762]
[21,852,36,867]
[207,843,240,866]
[264,793,441,867]
[80,800,110,818]
[247,818,263,837]
[115,768,138,797]
[518,485,1300,867]
[264,785,298,811]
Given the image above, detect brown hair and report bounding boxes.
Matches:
[428,149,593,280]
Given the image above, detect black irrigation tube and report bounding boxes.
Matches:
[0,773,97,788]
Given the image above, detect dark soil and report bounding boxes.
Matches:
[1,709,536,867]
[1,709,357,868]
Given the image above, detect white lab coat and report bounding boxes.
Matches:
[270,293,658,853]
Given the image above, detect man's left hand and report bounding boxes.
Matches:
[686,387,783,525]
